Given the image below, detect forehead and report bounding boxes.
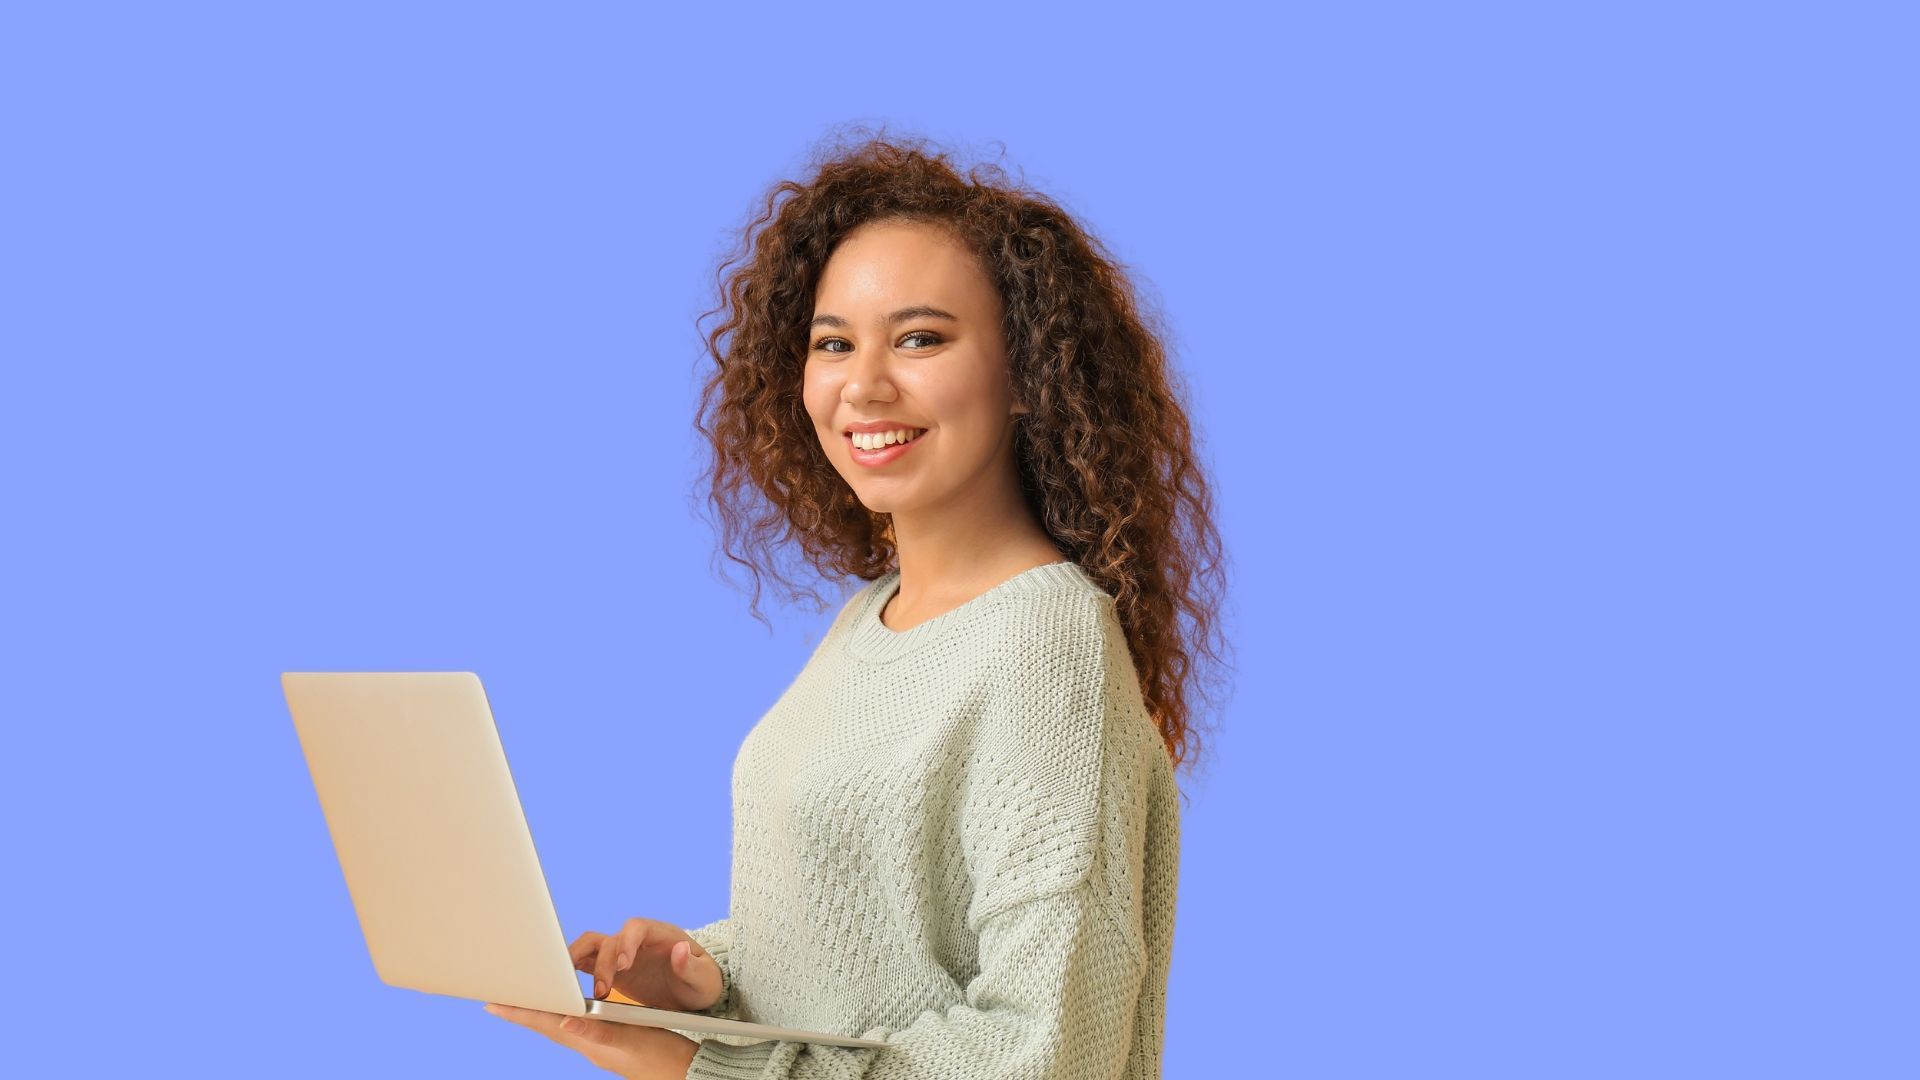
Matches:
[812,222,994,314]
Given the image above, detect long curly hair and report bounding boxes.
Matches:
[690,126,1231,779]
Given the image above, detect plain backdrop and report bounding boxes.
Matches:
[2,2,1913,1077]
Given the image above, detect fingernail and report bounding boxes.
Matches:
[595,979,607,996]
[617,953,630,971]
[561,1019,584,1034]
[483,1003,501,1015]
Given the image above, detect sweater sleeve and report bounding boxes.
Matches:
[683,916,740,1021]
[682,880,1147,1079]
[684,590,1149,1079]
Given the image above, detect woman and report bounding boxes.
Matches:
[489,130,1229,1079]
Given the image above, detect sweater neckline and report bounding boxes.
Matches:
[842,560,1088,663]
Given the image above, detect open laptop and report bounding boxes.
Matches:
[281,670,885,1049]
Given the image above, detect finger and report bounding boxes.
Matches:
[484,1003,589,1040]
[593,934,623,998]
[485,1002,524,1023]
[569,931,606,972]
[683,936,716,971]
[487,1006,591,1037]
[677,939,722,1002]
[617,917,656,973]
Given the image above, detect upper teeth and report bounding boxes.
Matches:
[851,428,924,450]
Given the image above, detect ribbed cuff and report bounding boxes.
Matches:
[684,1038,779,1079]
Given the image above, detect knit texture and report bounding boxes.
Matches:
[671,560,1181,1079]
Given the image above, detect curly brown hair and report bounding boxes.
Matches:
[690,125,1231,780]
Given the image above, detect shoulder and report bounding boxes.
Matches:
[974,572,1140,740]
[968,562,1130,718]
[976,567,1118,673]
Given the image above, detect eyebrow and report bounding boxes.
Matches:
[808,305,960,330]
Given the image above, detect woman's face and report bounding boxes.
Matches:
[802,220,1023,516]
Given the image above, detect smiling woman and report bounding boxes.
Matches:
[663,125,1231,1079]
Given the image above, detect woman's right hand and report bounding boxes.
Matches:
[569,917,724,1012]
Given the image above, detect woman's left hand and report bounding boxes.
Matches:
[483,1001,700,1078]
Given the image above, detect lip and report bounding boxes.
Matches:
[846,428,928,468]
[843,420,926,434]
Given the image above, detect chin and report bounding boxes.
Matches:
[848,483,923,513]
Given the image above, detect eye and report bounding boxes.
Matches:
[809,331,944,354]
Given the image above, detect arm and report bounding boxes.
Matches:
[683,880,1148,1079]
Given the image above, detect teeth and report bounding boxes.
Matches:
[851,428,924,451]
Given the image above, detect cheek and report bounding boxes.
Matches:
[801,373,836,429]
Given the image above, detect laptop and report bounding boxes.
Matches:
[281,670,886,1049]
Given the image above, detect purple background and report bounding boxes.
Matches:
[3,2,1912,1077]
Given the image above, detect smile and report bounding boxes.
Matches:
[846,429,927,468]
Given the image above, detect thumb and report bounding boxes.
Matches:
[678,940,722,984]
[678,939,708,974]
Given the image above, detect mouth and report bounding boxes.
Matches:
[845,427,928,468]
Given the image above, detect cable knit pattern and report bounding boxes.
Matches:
[673,560,1180,1079]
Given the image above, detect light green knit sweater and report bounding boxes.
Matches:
[674,560,1180,1079]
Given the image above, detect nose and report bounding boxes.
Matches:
[840,343,898,407]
